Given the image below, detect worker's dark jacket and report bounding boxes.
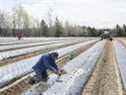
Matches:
[32,54,58,73]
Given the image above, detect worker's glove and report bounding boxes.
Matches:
[58,68,67,75]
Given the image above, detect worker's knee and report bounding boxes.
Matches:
[41,71,48,82]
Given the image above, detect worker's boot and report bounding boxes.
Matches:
[35,82,48,91]
[28,75,40,85]
[28,76,36,85]
[24,82,48,95]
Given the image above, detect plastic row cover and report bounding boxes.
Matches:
[0,40,97,87]
[113,41,126,90]
[43,40,106,95]
[52,40,97,57]
[0,37,91,46]
[0,37,69,45]
[0,38,90,60]
[0,40,65,51]
[0,39,78,60]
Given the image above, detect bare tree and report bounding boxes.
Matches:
[0,10,10,36]
[12,5,32,29]
[54,17,64,37]
[11,5,33,38]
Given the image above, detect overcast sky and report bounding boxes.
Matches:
[0,0,126,28]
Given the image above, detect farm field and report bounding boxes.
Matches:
[0,37,126,95]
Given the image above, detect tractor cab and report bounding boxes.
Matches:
[100,31,113,41]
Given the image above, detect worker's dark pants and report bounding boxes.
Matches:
[34,70,48,82]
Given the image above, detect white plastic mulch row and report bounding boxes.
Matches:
[0,39,81,60]
[0,40,97,88]
[113,40,126,90]
[0,37,67,44]
[41,40,106,95]
[0,40,67,51]
[0,37,92,45]
[0,37,74,43]
[51,40,96,57]
[0,37,80,46]
[0,39,49,45]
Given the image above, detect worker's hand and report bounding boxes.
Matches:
[53,69,59,75]
[53,68,67,76]
[58,68,67,75]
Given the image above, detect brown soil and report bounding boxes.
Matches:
[82,41,122,95]
[124,91,126,95]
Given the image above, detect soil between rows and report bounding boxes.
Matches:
[82,41,122,95]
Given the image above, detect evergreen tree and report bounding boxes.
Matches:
[116,24,122,36]
[40,19,48,36]
[122,24,126,36]
[54,18,63,37]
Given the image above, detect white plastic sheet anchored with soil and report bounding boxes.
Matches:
[0,40,96,88]
[113,40,126,93]
[43,40,105,95]
[23,40,105,95]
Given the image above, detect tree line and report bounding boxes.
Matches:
[0,6,126,37]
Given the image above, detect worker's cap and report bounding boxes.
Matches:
[50,52,59,59]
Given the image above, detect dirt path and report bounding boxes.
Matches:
[82,41,122,95]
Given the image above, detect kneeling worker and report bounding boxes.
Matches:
[30,52,65,84]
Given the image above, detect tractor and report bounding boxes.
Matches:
[100,31,113,41]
